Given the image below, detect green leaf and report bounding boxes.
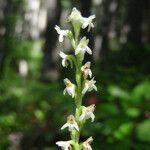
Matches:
[34,110,45,122]
[108,85,130,100]
[126,108,140,118]
[136,119,150,142]
[131,81,150,103]
[114,122,133,140]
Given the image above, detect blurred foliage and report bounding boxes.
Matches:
[0,40,150,150]
[0,0,150,149]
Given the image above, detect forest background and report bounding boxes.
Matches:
[0,0,150,149]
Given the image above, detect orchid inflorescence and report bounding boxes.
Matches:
[55,7,97,150]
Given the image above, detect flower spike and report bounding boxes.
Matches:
[55,7,96,150]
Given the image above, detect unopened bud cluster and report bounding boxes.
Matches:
[55,8,97,150]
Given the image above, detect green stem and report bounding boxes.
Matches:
[73,23,80,46]
[73,142,80,150]
[73,48,83,150]
[72,23,83,150]
[75,68,82,107]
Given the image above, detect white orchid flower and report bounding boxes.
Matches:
[55,25,69,42]
[80,104,95,122]
[61,115,79,131]
[81,62,92,79]
[81,15,96,32]
[75,37,92,55]
[82,78,97,94]
[59,51,69,67]
[56,141,72,150]
[83,137,93,150]
[68,7,82,24]
[63,78,75,98]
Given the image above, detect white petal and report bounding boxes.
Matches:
[86,46,92,55]
[86,61,91,66]
[88,25,91,32]
[82,85,88,94]
[89,70,92,78]
[79,113,85,121]
[89,15,96,21]
[55,25,61,34]
[90,113,95,122]
[56,141,65,146]
[62,59,66,67]
[87,145,92,150]
[75,47,82,55]
[72,93,75,98]
[56,141,70,150]
[61,123,69,130]
[66,86,75,98]
[59,35,64,42]
[91,23,94,28]
[59,51,67,59]
[82,22,89,29]
[93,85,97,91]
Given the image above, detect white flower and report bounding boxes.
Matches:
[75,37,92,55]
[63,78,75,98]
[59,51,69,67]
[82,78,97,94]
[55,25,69,42]
[68,7,82,24]
[80,104,95,122]
[81,62,92,79]
[61,115,79,131]
[81,15,96,32]
[83,137,93,150]
[56,141,72,150]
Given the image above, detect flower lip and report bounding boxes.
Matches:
[63,78,75,98]
[59,51,67,59]
[64,78,72,87]
[75,37,92,55]
[81,15,96,32]
[83,137,93,150]
[79,104,96,122]
[82,77,97,94]
[55,25,69,42]
[59,51,68,67]
[56,141,72,150]
[81,61,92,78]
[61,115,79,131]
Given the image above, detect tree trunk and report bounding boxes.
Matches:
[41,0,61,81]
[142,0,150,43]
[126,0,143,44]
[0,0,21,78]
[99,0,112,57]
